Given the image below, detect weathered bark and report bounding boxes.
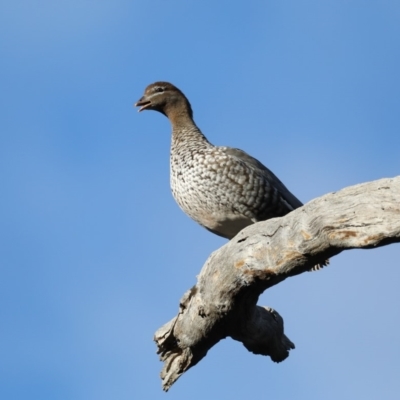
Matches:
[155,176,400,391]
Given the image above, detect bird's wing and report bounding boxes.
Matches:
[221,146,304,210]
[214,147,328,270]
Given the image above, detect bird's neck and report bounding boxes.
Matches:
[168,110,197,130]
[166,109,211,149]
[171,124,211,151]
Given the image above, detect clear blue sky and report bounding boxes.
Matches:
[1,1,400,399]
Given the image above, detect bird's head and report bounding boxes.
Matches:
[135,82,193,119]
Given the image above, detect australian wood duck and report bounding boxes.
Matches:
[135,82,327,269]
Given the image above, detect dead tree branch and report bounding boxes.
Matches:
[154,176,400,391]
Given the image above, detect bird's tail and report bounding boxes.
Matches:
[310,259,330,272]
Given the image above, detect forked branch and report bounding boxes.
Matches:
[154,176,400,391]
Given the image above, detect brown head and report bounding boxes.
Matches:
[135,82,194,121]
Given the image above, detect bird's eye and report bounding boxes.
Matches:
[155,87,165,93]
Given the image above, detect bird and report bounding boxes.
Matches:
[135,82,327,269]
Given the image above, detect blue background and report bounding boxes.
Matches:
[1,1,399,399]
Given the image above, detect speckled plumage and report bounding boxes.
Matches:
[169,128,304,239]
[135,82,326,272]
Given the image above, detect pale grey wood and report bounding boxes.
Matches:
[154,176,400,391]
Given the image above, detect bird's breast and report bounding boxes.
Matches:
[169,147,261,236]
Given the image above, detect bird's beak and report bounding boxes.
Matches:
[134,96,152,112]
